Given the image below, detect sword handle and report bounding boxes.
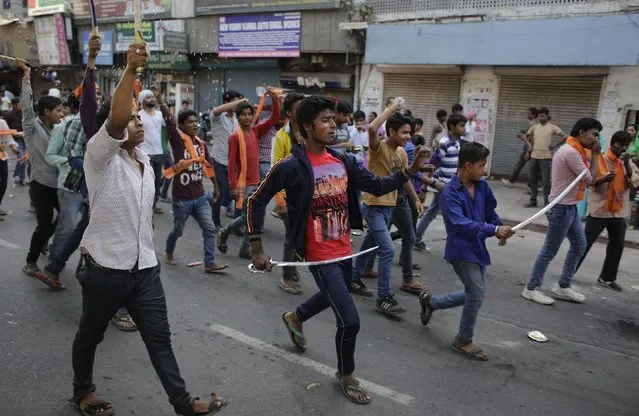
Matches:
[248,259,277,274]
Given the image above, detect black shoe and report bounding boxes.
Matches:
[376,295,407,316]
[350,279,373,297]
[597,279,622,292]
[217,228,229,254]
[239,247,251,260]
[524,202,538,208]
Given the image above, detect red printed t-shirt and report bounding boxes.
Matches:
[305,150,352,262]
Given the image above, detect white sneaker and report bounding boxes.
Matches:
[501,178,514,186]
[550,283,586,303]
[522,287,555,305]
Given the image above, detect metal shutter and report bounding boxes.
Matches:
[383,73,462,135]
[491,75,604,178]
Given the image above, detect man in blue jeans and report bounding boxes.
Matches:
[156,88,228,273]
[414,114,466,252]
[210,90,246,227]
[522,118,602,305]
[419,143,513,361]
[351,99,428,316]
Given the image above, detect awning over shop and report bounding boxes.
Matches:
[365,13,639,66]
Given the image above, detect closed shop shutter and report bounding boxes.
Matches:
[195,69,222,114]
[491,75,604,178]
[224,68,280,103]
[383,73,462,135]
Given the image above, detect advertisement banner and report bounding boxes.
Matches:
[72,0,172,23]
[218,12,301,58]
[115,20,185,52]
[82,30,114,66]
[196,0,338,15]
[28,0,69,17]
[34,14,70,65]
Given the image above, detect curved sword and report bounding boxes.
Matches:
[248,246,379,274]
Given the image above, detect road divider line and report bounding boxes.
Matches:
[208,323,414,406]
[0,238,21,249]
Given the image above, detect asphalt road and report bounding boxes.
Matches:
[1,181,638,416]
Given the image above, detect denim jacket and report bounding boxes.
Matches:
[247,145,409,259]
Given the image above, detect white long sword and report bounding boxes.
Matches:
[248,246,379,273]
[513,169,588,232]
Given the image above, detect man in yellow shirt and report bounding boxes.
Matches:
[271,92,305,294]
[525,107,567,207]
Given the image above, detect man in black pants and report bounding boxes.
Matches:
[502,107,538,187]
[69,42,227,416]
[576,130,639,292]
[16,59,63,279]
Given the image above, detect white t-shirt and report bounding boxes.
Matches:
[349,126,369,163]
[138,109,165,156]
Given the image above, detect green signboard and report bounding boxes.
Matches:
[147,53,192,71]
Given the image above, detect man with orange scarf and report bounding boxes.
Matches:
[218,86,280,259]
[575,130,639,292]
[154,87,228,274]
[522,118,602,305]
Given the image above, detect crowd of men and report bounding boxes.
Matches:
[0,33,637,414]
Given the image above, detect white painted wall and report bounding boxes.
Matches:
[597,66,639,148]
[460,66,499,158]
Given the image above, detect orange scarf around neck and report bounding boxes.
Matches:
[566,136,590,201]
[163,130,214,180]
[235,127,248,209]
[598,149,625,212]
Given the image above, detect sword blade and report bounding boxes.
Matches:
[513,169,587,232]
[248,246,379,273]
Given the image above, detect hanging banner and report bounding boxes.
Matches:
[114,20,185,52]
[72,0,172,23]
[218,12,301,58]
[34,14,70,65]
[28,0,70,17]
[82,30,114,66]
[196,0,338,15]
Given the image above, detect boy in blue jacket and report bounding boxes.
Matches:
[248,96,430,404]
[418,142,513,361]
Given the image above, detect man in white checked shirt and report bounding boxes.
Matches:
[70,41,228,416]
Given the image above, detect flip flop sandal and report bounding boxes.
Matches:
[205,264,229,274]
[418,291,434,326]
[111,314,138,332]
[450,340,489,361]
[193,393,229,415]
[34,271,66,291]
[281,312,306,351]
[68,395,114,416]
[335,372,371,405]
[400,282,425,295]
[279,279,302,295]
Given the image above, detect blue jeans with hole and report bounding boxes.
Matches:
[166,194,217,267]
[431,261,486,344]
[353,204,395,299]
[527,204,586,290]
[415,192,441,242]
[50,189,84,261]
[296,260,360,375]
[225,185,257,252]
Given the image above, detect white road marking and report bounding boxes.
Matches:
[0,238,21,249]
[209,324,415,406]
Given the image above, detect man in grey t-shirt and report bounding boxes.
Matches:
[330,101,353,153]
[210,90,246,227]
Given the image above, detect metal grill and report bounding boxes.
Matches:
[368,0,604,15]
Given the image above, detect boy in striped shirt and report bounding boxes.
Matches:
[414,114,467,251]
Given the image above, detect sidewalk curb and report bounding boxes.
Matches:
[501,219,639,251]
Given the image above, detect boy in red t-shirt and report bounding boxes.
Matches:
[247,96,430,405]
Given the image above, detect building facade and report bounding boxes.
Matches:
[357,0,639,177]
